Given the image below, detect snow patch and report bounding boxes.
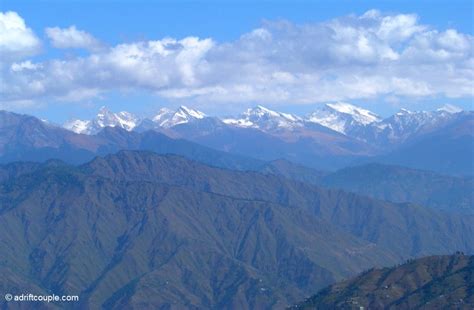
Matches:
[306,102,381,134]
[151,106,207,128]
[223,105,303,131]
[437,104,462,114]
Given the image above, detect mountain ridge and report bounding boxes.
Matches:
[293,254,474,309]
[60,103,465,146]
[0,111,265,171]
[1,151,474,308]
[57,104,471,172]
[2,107,473,174]
[321,162,474,213]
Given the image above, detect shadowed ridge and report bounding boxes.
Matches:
[293,254,474,309]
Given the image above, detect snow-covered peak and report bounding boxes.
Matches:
[395,108,415,116]
[437,104,462,114]
[388,109,431,128]
[63,107,139,134]
[222,105,302,130]
[326,102,381,125]
[152,105,206,128]
[177,106,206,119]
[95,107,138,131]
[64,119,92,134]
[370,106,462,144]
[306,102,381,134]
[97,106,110,116]
[246,105,280,118]
[152,108,174,123]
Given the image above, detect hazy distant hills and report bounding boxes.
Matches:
[294,254,474,309]
[0,110,97,164]
[257,160,473,214]
[257,159,327,185]
[171,118,373,170]
[1,151,473,308]
[375,112,474,175]
[321,163,474,213]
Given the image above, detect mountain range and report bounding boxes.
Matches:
[1,151,473,308]
[59,103,473,172]
[294,254,473,309]
[1,108,473,210]
[1,103,473,308]
[2,100,472,174]
[62,103,465,150]
[0,110,264,170]
[64,106,139,135]
[373,112,474,175]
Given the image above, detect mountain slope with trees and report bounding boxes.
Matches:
[294,254,473,309]
[1,151,473,308]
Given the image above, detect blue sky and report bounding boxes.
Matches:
[1,0,473,122]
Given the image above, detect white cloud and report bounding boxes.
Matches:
[1,10,473,107]
[373,11,425,42]
[11,60,42,72]
[45,25,102,51]
[0,11,41,60]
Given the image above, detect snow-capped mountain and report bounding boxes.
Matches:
[223,105,303,131]
[63,106,139,135]
[306,102,382,134]
[437,104,463,114]
[380,108,439,132]
[151,106,206,128]
[64,105,207,134]
[63,119,92,134]
[356,104,464,146]
[382,106,461,134]
[62,103,465,149]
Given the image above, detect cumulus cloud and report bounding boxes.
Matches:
[0,11,41,60]
[45,25,102,51]
[1,10,473,107]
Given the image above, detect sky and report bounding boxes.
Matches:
[0,0,473,123]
